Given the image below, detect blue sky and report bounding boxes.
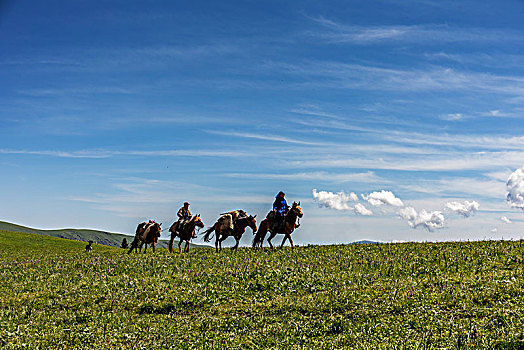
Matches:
[2,0,524,245]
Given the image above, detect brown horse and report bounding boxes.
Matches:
[202,214,257,252]
[128,221,162,254]
[253,201,303,249]
[168,215,204,253]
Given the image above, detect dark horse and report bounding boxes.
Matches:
[253,201,303,249]
[202,214,257,252]
[168,215,204,253]
[127,221,162,254]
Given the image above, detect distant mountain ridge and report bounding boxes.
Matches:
[0,221,207,249]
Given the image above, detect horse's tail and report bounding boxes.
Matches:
[252,219,268,248]
[202,225,215,243]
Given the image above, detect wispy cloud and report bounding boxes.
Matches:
[290,151,524,173]
[307,16,523,45]
[204,130,327,146]
[289,105,344,120]
[501,216,512,224]
[0,148,251,159]
[227,171,383,184]
[264,60,524,97]
[439,113,465,121]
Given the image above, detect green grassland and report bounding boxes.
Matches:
[1,229,523,349]
[0,221,206,249]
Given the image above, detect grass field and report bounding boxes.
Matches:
[1,229,523,349]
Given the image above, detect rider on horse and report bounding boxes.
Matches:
[175,202,196,238]
[269,191,289,231]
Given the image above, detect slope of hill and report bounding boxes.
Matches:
[0,221,208,249]
[0,229,118,253]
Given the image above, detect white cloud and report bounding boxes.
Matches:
[506,167,524,211]
[204,130,326,146]
[312,189,357,211]
[445,200,479,217]
[440,113,464,121]
[0,148,251,159]
[399,206,445,231]
[308,17,521,45]
[362,190,404,207]
[354,203,373,216]
[501,216,512,224]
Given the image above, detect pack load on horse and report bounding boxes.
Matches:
[253,192,303,249]
[128,220,162,254]
[202,209,257,251]
[218,209,248,232]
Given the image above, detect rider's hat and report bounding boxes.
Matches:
[277,191,285,197]
[184,201,190,205]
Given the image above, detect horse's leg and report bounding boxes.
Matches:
[143,242,147,254]
[280,234,288,248]
[185,240,190,253]
[127,239,137,254]
[152,242,155,253]
[289,234,294,249]
[260,232,266,248]
[168,235,174,253]
[232,236,240,250]
[219,234,229,251]
[178,237,183,253]
[215,232,220,252]
[267,232,277,248]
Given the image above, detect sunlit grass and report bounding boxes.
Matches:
[1,230,523,349]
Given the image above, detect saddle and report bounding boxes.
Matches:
[266,211,285,232]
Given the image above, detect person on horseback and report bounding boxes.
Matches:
[176,202,195,238]
[270,191,289,231]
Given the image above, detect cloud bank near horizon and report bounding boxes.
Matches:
[313,188,482,231]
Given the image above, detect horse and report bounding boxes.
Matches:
[127,221,162,254]
[202,214,257,252]
[168,215,204,253]
[253,201,303,249]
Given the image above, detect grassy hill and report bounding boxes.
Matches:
[0,229,523,349]
[0,221,207,249]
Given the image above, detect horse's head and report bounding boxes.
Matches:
[247,215,257,233]
[193,214,205,229]
[292,201,303,218]
[152,222,162,241]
